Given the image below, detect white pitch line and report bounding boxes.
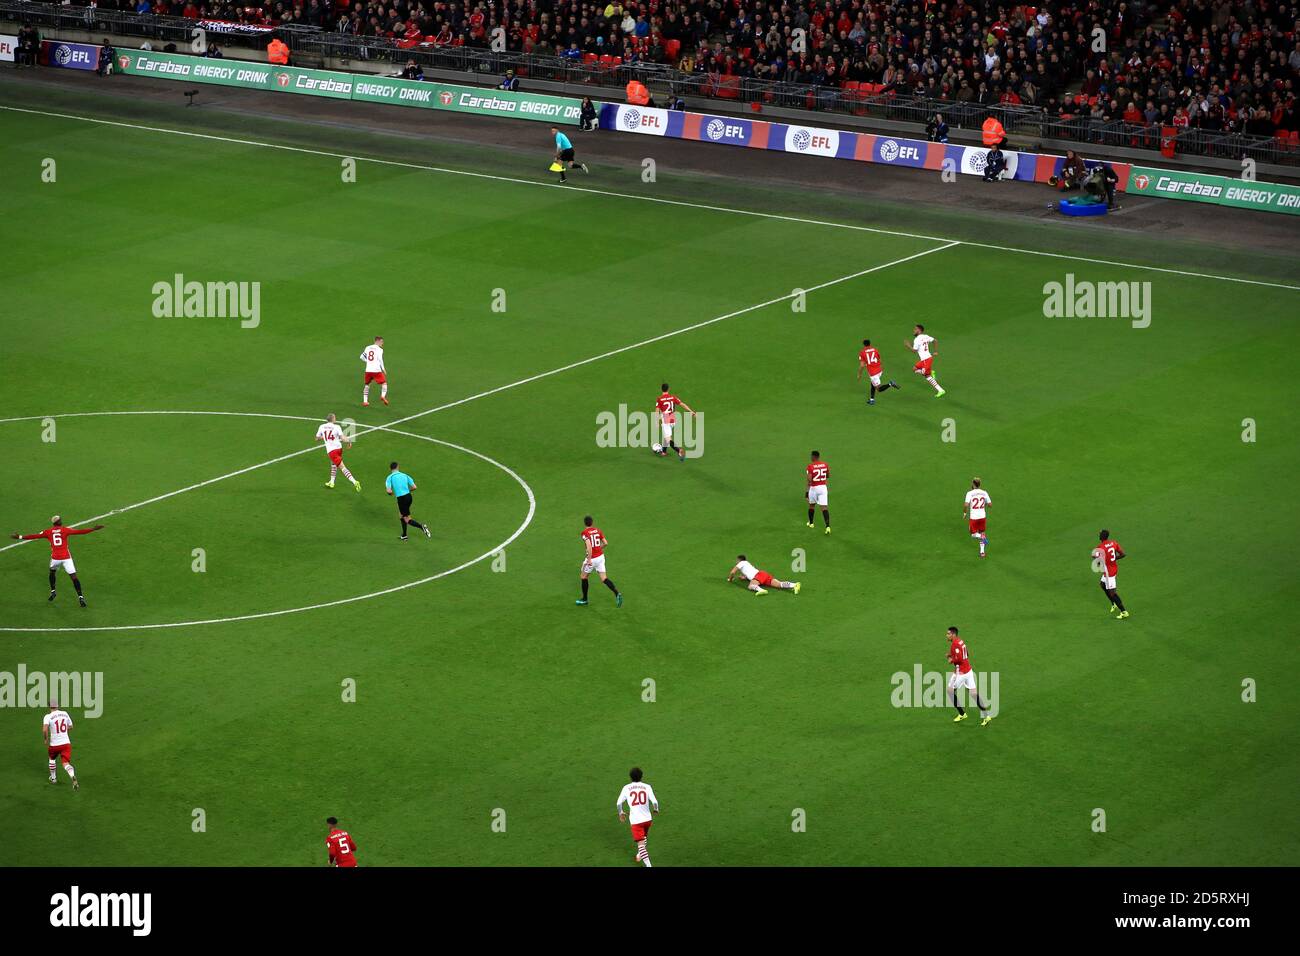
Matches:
[0,243,957,556]
[0,412,536,632]
[3,105,1299,292]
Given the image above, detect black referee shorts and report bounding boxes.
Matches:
[560,147,576,162]
[397,493,413,517]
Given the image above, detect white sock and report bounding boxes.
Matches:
[380,384,388,399]
[341,465,356,483]
[363,385,370,402]
[48,760,56,778]
[330,465,338,482]
[64,762,76,779]
[927,375,941,391]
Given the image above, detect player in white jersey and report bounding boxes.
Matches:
[906,324,945,397]
[360,336,388,407]
[43,703,78,790]
[615,767,660,867]
[315,413,361,492]
[962,477,991,557]
[727,554,800,596]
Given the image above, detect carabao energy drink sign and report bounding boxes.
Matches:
[114,50,581,122]
[1127,166,1300,216]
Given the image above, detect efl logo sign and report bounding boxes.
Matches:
[704,117,746,142]
[875,137,925,167]
[43,40,99,71]
[618,106,667,136]
[785,126,838,157]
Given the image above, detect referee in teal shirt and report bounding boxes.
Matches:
[552,126,589,183]
[385,462,430,540]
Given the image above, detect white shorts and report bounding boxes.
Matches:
[868,372,882,387]
[1100,574,1117,590]
[50,558,76,575]
[660,421,675,444]
[948,670,977,692]
[807,485,828,507]
[582,554,607,575]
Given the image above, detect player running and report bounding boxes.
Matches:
[385,461,430,540]
[551,126,588,183]
[654,384,695,462]
[727,554,800,596]
[577,515,622,607]
[962,478,991,557]
[946,627,993,726]
[9,516,105,606]
[43,702,79,790]
[857,338,899,405]
[805,450,831,533]
[360,336,388,407]
[325,817,359,867]
[1093,529,1129,619]
[906,324,946,397]
[316,414,361,492]
[615,767,660,867]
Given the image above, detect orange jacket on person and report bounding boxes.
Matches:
[981,116,1006,146]
[267,38,290,65]
[626,81,649,105]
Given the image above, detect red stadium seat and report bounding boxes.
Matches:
[665,39,681,61]
[716,75,741,99]
[582,52,599,64]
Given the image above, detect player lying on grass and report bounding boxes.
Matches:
[726,555,800,595]
[10,516,104,607]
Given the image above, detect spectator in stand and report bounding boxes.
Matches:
[206,43,224,59]
[925,112,949,143]
[666,92,686,110]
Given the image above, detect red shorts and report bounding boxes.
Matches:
[364,371,387,385]
[754,570,774,586]
[48,744,71,763]
[630,820,652,841]
[328,448,344,466]
[969,518,986,534]
[914,357,934,375]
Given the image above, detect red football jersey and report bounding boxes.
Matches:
[806,462,829,486]
[1095,540,1123,576]
[21,526,94,561]
[655,393,680,420]
[582,526,606,558]
[859,346,882,374]
[326,828,358,867]
[948,638,972,674]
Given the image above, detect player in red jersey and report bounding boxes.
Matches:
[727,555,800,595]
[805,450,831,534]
[946,626,993,726]
[577,515,622,607]
[856,339,899,405]
[325,817,358,867]
[1092,529,1129,619]
[10,516,105,607]
[654,383,695,462]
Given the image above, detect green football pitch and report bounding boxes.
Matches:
[2,88,1298,867]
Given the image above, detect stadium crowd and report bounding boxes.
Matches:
[94,1,1300,139]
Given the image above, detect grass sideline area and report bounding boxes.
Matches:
[1,86,1298,867]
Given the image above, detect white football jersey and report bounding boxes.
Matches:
[912,334,935,360]
[316,422,345,452]
[616,782,659,825]
[44,710,72,746]
[360,344,385,373]
[964,489,991,518]
[735,560,759,581]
